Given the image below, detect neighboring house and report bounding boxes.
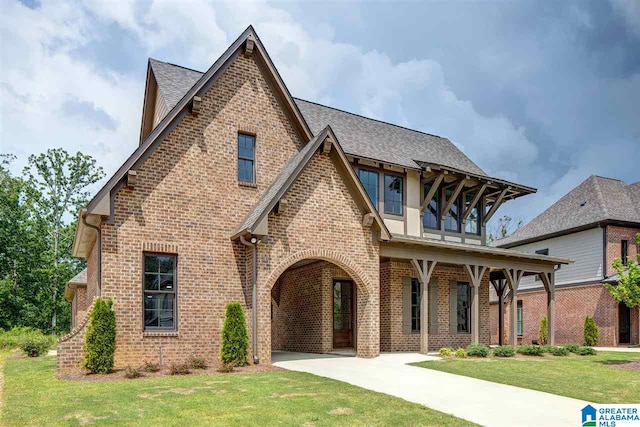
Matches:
[494,175,640,346]
[57,26,569,370]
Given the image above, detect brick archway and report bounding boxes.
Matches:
[263,248,374,296]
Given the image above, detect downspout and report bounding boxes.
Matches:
[240,234,260,364]
[82,211,101,296]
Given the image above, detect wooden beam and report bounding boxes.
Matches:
[322,137,332,154]
[243,37,255,57]
[482,187,508,226]
[462,183,487,223]
[420,173,444,212]
[190,96,202,116]
[440,179,466,220]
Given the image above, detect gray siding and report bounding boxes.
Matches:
[512,227,603,291]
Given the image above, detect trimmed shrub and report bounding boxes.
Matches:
[493,345,516,357]
[550,346,569,356]
[466,344,490,357]
[169,363,191,375]
[516,345,544,356]
[142,361,160,373]
[221,302,249,366]
[577,346,597,356]
[188,355,207,369]
[124,366,142,379]
[438,347,453,357]
[584,316,599,346]
[539,345,554,354]
[454,348,467,358]
[20,335,51,357]
[563,343,581,353]
[82,298,116,374]
[538,317,548,346]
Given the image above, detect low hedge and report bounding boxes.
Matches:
[516,345,544,356]
[577,346,597,356]
[550,346,569,356]
[563,343,581,353]
[492,345,515,357]
[466,344,490,357]
[454,348,467,358]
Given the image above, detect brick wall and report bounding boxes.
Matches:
[491,284,639,346]
[272,261,351,353]
[606,225,639,276]
[58,299,96,369]
[380,261,490,352]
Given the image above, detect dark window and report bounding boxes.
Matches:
[534,249,549,280]
[384,174,403,215]
[144,254,177,331]
[238,133,256,183]
[422,183,440,230]
[411,278,421,332]
[517,300,523,336]
[622,240,628,266]
[444,189,461,232]
[464,192,481,235]
[456,282,471,333]
[358,169,379,208]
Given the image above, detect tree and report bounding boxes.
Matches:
[605,239,640,342]
[488,215,523,244]
[23,149,104,333]
[583,316,599,346]
[83,298,116,373]
[220,302,249,366]
[538,317,548,345]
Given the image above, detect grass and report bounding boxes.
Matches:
[0,355,474,427]
[412,351,640,403]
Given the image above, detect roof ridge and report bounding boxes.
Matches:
[590,176,610,218]
[294,97,447,141]
[149,57,204,75]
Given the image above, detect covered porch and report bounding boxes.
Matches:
[380,235,572,350]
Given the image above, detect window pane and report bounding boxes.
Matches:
[144,294,156,310]
[445,189,460,232]
[238,134,256,183]
[384,175,403,215]
[158,256,174,274]
[411,279,420,332]
[159,275,174,291]
[144,274,159,291]
[145,309,159,327]
[159,310,174,328]
[144,256,158,273]
[423,184,439,229]
[238,159,254,182]
[457,283,470,332]
[358,170,379,208]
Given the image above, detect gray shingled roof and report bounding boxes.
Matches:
[67,268,87,285]
[294,99,486,174]
[149,59,203,112]
[497,176,640,248]
[234,127,331,237]
[148,59,487,176]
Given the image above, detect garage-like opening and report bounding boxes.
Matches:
[270,259,358,355]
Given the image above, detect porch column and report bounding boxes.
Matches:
[490,277,507,346]
[540,271,556,346]
[465,264,488,344]
[504,268,524,347]
[411,259,437,353]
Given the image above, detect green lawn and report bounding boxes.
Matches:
[0,353,473,427]
[412,351,640,403]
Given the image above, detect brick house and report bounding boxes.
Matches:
[58,26,570,370]
[493,176,640,346]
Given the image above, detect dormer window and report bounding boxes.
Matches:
[384,174,403,216]
[238,133,256,184]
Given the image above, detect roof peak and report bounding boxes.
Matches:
[149,57,204,75]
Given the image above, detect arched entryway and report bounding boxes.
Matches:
[264,250,377,359]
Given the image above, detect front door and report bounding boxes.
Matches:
[619,303,631,344]
[333,280,354,348]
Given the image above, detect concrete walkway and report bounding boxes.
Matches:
[272,351,589,427]
[594,346,640,352]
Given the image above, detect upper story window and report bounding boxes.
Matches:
[411,278,421,332]
[422,183,440,230]
[238,133,256,183]
[464,192,481,235]
[444,188,461,232]
[456,282,471,333]
[358,169,379,208]
[621,240,628,266]
[144,253,177,331]
[384,174,403,216]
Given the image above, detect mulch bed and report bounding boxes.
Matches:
[605,361,640,371]
[57,363,283,382]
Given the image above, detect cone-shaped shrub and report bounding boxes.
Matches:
[83,298,116,373]
[584,316,599,346]
[538,317,548,345]
[221,302,248,366]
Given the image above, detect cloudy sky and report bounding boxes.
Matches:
[1,0,639,226]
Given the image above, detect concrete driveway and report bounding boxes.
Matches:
[272,351,589,427]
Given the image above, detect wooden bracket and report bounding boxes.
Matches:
[275,198,288,216]
[362,213,375,227]
[420,173,444,212]
[482,187,509,226]
[462,183,487,223]
[322,137,332,154]
[243,37,255,57]
[190,96,202,116]
[440,179,466,220]
[126,170,137,188]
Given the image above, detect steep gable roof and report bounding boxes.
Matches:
[149,59,202,112]
[496,176,640,248]
[85,25,313,216]
[233,126,390,240]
